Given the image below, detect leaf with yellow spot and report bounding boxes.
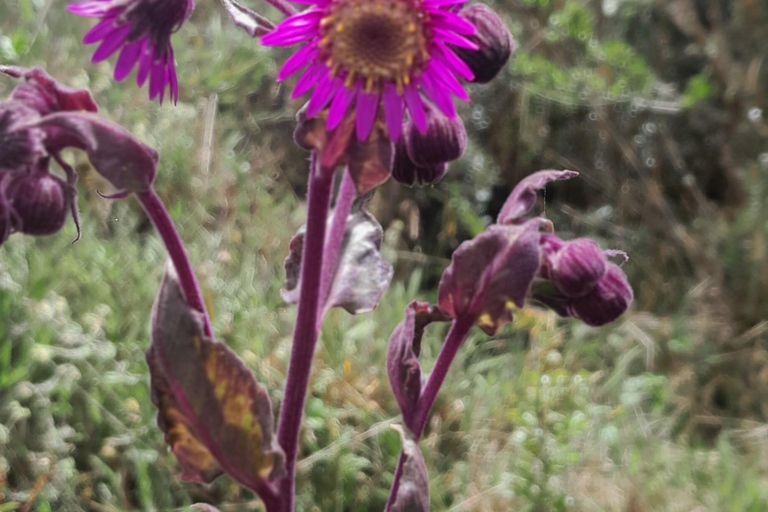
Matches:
[438,223,542,336]
[147,269,285,490]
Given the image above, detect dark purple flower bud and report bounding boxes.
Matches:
[392,136,448,187]
[548,238,607,298]
[68,0,196,104]
[405,107,467,167]
[0,101,45,170]
[1,66,98,115]
[7,170,70,236]
[452,4,515,84]
[569,264,633,327]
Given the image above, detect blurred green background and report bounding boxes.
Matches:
[2,0,768,510]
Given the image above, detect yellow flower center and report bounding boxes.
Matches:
[319,0,430,93]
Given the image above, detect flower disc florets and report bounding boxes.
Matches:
[68,0,195,104]
[263,0,479,142]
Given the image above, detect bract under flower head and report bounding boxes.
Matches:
[68,0,195,104]
[262,0,479,142]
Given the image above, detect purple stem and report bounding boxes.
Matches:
[318,169,356,314]
[136,188,213,338]
[385,318,473,511]
[136,187,282,509]
[263,0,297,17]
[277,154,334,512]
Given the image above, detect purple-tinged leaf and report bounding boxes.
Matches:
[324,208,393,314]
[438,224,542,335]
[346,124,394,195]
[29,112,158,192]
[497,170,578,225]
[294,106,393,190]
[1,65,98,115]
[283,207,393,315]
[220,0,274,38]
[391,425,430,512]
[387,301,448,427]
[0,101,45,170]
[148,269,285,488]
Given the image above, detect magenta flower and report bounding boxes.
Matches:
[68,0,195,104]
[261,0,479,142]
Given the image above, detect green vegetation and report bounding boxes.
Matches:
[3,0,768,511]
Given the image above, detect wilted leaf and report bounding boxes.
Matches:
[346,125,394,195]
[148,269,285,489]
[1,65,99,115]
[30,112,158,192]
[293,106,393,191]
[438,224,542,335]
[220,0,274,38]
[391,425,430,512]
[283,207,393,316]
[387,301,448,428]
[497,170,577,225]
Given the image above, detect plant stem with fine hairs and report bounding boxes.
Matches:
[318,169,356,315]
[385,318,474,511]
[277,154,334,511]
[136,188,213,339]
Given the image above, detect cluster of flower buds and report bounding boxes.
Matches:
[533,236,633,326]
[0,65,159,248]
[0,66,97,246]
[438,170,633,334]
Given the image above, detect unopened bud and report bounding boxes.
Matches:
[549,239,606,298]
[392,137,448,187]
[453,4,515,84]
[569,264,633,327]
[7,170,70,236]
[405,108,467,167]
[0,102,45,170]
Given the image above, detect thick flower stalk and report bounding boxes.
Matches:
[68,0,195,104]
[261,0,480,142]
[385,170,634,510]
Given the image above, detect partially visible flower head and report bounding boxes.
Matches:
[68,0,195,104]
[262,0,481,142]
